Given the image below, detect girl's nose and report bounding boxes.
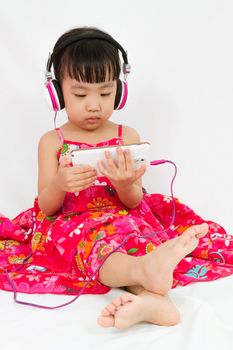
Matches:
[87,98,101,112]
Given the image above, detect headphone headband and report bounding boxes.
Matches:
[45,30,130,112]
[46,33,131,76]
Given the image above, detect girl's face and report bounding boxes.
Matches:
[61,75,117,131]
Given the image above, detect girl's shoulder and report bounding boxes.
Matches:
[121,125,141,144]
[39,129,58,140]
[38,129,61,153]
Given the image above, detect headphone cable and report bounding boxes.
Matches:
[3,159,177,309]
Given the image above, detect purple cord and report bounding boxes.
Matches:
[4,159,177,309]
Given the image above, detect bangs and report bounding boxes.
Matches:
[54,39,121,83]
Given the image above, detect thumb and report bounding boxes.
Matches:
[135,165,147,181]
[60,155,71,167]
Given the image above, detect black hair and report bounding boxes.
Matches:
[52,27,121,83]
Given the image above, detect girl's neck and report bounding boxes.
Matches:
[59,120,119,143]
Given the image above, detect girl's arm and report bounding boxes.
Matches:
[116,126,145,208]
[115,182,143,209]
[37,131,66,216]
[100,126,146,209]
[37,131,97,216]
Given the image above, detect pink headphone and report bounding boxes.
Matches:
[45,33,131,112]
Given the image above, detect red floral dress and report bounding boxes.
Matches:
[0,124,233,296]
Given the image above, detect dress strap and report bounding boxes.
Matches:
[55,128,64,149]
[118,124,123,138]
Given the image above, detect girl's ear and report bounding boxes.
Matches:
[114,79,128,110]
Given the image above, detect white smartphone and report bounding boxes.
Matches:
[71,142,151,176]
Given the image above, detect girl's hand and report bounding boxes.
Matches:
[55,156,97,193]
[97,147,146,190]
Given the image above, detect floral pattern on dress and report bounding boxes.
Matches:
[0,127,233,296]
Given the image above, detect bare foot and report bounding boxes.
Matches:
[97,291,180,329]
[136,223,209,295]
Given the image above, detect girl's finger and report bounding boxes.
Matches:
[60,156,71,168]
[97,160,109,177]
[116,147,126,171]
[70,176,96,191]
[104,150,117,171]
[124,149,134,171]
[71,182,93,193]
[74,171,97,181]
[72,165,95,174]
[134,165,147,181]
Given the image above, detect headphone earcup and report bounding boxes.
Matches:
[114,79,128,110]
[45,79,65,111]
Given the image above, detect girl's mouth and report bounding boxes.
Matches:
[86,117,100,123]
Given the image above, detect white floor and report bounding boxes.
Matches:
[1,275,233,350]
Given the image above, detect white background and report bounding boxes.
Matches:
[0,0,232,232]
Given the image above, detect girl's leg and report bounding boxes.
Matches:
[98,252,141,287]
[98,223,208,295]
[97,285,180,329]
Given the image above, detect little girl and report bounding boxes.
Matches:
[0,26,233,330]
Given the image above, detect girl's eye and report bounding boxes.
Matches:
[73,93,111,97]
[74,94,86,98]
[101,93,111,97]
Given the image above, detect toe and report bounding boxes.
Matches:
[106,302,119,314]
[196,223,209,238]
[97,315,115,327]
[191,225,201,237]
[102,295,132,317]
[112,297,124,308]
[101,308,111,316]
[121,293,136,303]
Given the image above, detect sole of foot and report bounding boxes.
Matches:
[97,292,180,329]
